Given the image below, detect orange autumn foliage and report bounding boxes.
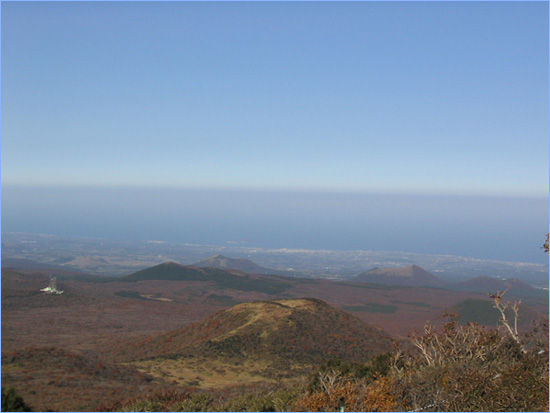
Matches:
[293,376,405,412]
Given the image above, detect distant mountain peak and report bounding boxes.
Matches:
[123,261,207,281]
[163,261,184,267]
[193,254,279,275]
[354,264,447,287]
[151,261,189,270]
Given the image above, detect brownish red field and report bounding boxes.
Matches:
[2,265,547,411]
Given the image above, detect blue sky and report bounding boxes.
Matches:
[1,2,549,264]
[2,1,548,196]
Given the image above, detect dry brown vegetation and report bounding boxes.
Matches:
[102,313,549,412]
[118,298,395,365]
[2,264,548,411]
[1,347,154,411]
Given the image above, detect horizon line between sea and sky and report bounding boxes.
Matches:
[1,181,548,200]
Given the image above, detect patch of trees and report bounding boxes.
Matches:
[2,387,31,412]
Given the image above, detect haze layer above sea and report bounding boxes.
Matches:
[2,185,548,264]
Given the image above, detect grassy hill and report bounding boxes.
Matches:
[120,298,395,365]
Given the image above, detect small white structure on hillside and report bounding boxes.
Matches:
[40,276,64,294]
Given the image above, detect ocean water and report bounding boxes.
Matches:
[2,185,548,264]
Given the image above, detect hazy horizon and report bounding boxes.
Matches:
[2,185,548,265]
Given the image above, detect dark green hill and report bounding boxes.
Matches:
[123,262,292,295]
[124,262,213,281]
[120,298,394,365]
[455,276,541,296]
[453,298,542,328]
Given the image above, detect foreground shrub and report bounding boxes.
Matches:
[102,382,302,412]
[391,315,549,411]
[306,353,392,393]
[1,387,32,412]
[294,313,548,412]
[218,388,300,412]
[294,375,405,412]
[294,355,403,412]
[99,388,190,412]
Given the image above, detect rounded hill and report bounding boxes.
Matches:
[121,298,394,364]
